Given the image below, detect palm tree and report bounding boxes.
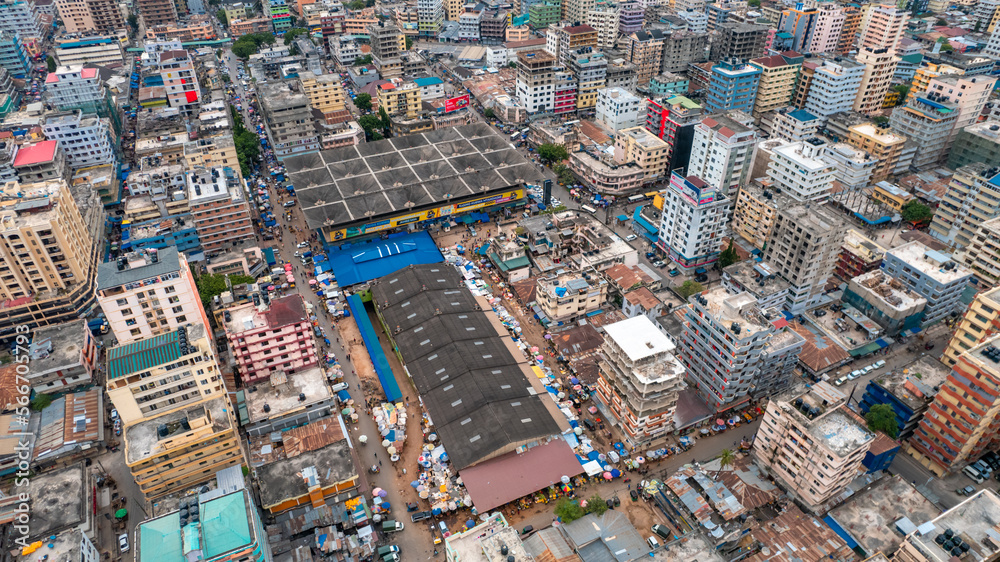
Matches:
[715,448,736,479]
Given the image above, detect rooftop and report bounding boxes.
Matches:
[97,246,182,290]
[851,122,907,145]
[745,503,854,562]
[243,367,331,424]
[887,241,973,285]
[850,270,927,312]
[13,528,88,562]
[618,126,669,149]
[604,315,675,362]
[700,113,755,139]
[904,490,1000,562]
[26,463,87,540]
[248,417,346,467]
[27,319,90,374]
[106,323,205,381]
[843,229,885,260]
[787,108,818,122]
[33,389,103,463]
[224,294,308,334]
[828,476,939,556]
[256,437,356,509]
[624,287,661,311]
[722,260,791,299]
[138,489,258,562]
[809,409,874,457]
[12,140,58,167]
[697,286,777,336]
[124,397,232,464]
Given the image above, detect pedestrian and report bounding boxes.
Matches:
[379,459,383,466]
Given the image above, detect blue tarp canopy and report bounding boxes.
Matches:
[695,268,707,274]
[347,294,402,402]
[337,390,351,401]
[617,214,628,221]
[325,231,444,287]
[822,516,859,549]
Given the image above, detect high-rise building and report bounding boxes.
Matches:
[45,65,115,120]
[613,127,669,182]
[262,0,291,32]
[753,382,874,509]
[882,241,974,327]
[686,112,756,194]
[660,31,708,74]
[0,179,100,335]
[801,56,865,119]
[56,0,127,33]
[895,490,1000,562]
[776,6,817,53]
[750,52,803,123]
[906,335,1000,476]
[837,4,861,54]
[377,79,422,118]
[889,95,960,170]
[587,4,619,49]
[41,111,115,171]
[681,287,805,410]
[766,138,836,203]
[942,286,1000,366]
[858,3,906,52]
[854,48,900,115]
[705,58,761,114]
[710,22,768,62]
[822,142,876,192]
[847,121,906,182]
[595,315,685,448]
[96,246,210,344]
[367,20,405,79]
[137,0,179,28]
[159,49,200,114]
[223,294,317,384]
[617,2,642,36]
[763,202,845,314]
[948,121,1000,170]
[516,50,556,113]
[930,163,1000,251]
[0,32,29,78]
[595,87,642,132]
[417,0,443,37]
[657,172,730,272]
[922,74,998,155]
[259,82,320,160]
[808,3,844,54]
[624,29,664,85]
[768,107,820,142]
[960,218,1000,287]
[187,167,253,256]
[562,0,595,29]
[644,95,702,172]
[299,71,347,121]
[566,48,606,110]
[985,25,1000,58]
[0,0,44,42]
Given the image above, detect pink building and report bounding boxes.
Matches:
[859,3,906,52]
[808,4,844,54]
[225,294,317,384]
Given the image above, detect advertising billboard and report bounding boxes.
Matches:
[444,95,470,113]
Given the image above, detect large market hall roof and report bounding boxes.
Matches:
[286,124,542,230]
[372,263,562,470]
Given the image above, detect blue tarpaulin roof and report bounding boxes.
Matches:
[347,294,402,402]
[325,231,444,287]
[822,516,858,549]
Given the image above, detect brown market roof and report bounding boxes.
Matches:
[745,503,857,562]
[624,287,661,312]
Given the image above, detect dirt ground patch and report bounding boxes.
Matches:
[337,316,382,394]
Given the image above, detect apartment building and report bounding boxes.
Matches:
[0,32,28,78]
[657,172,730,272]
[96,247,208,344]
[624,29,664,86]
[105,322,223,424]
[45,65,111,116]
[801,57,865,120]
[0,179,100,334]
[843,270,927,335]
[298,71,346,121]
[766,138,835,203]
[417,0,442,37]
[767,108,820,142]
[686,112,755,195]
[595,87,642,132]
[854,48,899,115]
[929,163,1000,250]
[479,8,508,44]
[705,59,761,115]
[40,111,115,171]
[259,82,320,159]
[906,336,1000,476]
[617,2,642,36]
[187,167,252,256]
[923,75,996,135]
[721,260,791,311]
[159,50,200,114]
[25,319,97,395]
[137,0,179,27]
[536,270,608,323]
[942,286,1000,367]
[378,79,421,119]
[648,72,689,96]
[643,95,702,172]
[548,23,598,65]
[836,229,885,281]
[225,294,317,384]
[262,0,291,32]
[552,69,577,115]
[56,0,127,34]
[566,48,606,110]
[749,52,802,123]
[907,63,963,104]
[763,202,845,314]
[587,4,619,49]
[754,382,874,509]
[775,6,817,52]
[516,50,555,113]
[613,127,669,183]
[681,288,803,411]
[894,490,1000,562]
[12,140,68,184]
[660,31,708,75]
[847,122,906,182]
[0,0,43,41]
[858,3,906,51]
[837,4,861,54]
[961,218,1000,285]
[889,95,959,170]
[367,20,405,79]
[822,142,876,192]
[569,151,644,194]
[807,4,844,54]
[458,7,482,41]
[710,22,768,62]
[882,241,973,327]
[229,17,271,34]
[949,121,1000,170]
[731,182,780,250]
[595,315,686,448]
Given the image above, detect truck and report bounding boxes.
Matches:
[377,546,400,556]
[382,555,399,562]
[88,317,109,335]
[381,520,404,533]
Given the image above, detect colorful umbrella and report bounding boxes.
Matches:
[115,509,128,518]
[636,456,645,464]
[602,472,612,480]
[589,406,598,414]
[378,490,388,497]
[372,488,383,497]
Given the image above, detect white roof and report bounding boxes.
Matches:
[603,315,675,361]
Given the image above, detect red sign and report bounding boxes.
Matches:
[444,95,470,113]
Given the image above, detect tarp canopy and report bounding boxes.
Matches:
[325,231,444,287]
[460,439,583,513]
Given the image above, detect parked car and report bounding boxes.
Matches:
[119,534,129,553]
[925,342,935,350]
[653,260,666,268]
[956,485,976,496]
[873,360,886,369]
[410,511,432,522]
[813,309,827,317]
[835,377,848,386]
[695,274,708,283]
[625,234,637,242]
[848,370,862,380]
[297,242,310,248]
[668,269,680,277]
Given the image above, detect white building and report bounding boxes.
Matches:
[486,45,509,68]
[803,57,865,119]
[985,26,1000,57]
[41,111,115,170]
[414,76,444,100]
[459,9,482,41]
[516,50,556,113]
[587,4,619,50]
[595,87,642,132]
[417,0,443,37]
[331,37,361,65]
[658,172,731,272]
[677,10,708,33]
[766,138,836,203]
[96,247,208,344]
[686,112,756,195]
[821,142,876,192]
[44,65,106,112]
[769,107,820,142]
[0,0,43,40]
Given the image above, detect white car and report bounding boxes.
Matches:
[297,242,309,248]
[119,534,129,553]
[847,370,862,380]
[873,359,886,369]
[625,234,638,242]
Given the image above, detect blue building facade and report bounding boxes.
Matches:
[0,32,29,78]
[705,59,761,114]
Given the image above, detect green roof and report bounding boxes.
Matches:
[201,492,252,559]
[139,513,183,562]
[488,252,530,272]
[666,95,700,109]
[106,330,182,380]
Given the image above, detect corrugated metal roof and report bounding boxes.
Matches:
[106,330,182,380]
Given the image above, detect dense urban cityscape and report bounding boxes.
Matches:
[0,0,1000,560]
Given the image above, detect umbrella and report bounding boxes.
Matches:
[359,435,368,444]
[635,456,645,464]
[535,355,544,361]
[545,334,552,339]
[372,488,383,497]
[561,475,571,484]
[570,377,579,384]
[574,427,583,435]
[531,346,539,353]
[411,481,420,488]
[115,508,128,518]
[341,407,354,415]
[382,439,391,447]
[419,491,429,499]
[716,419,725,426]
[602,472,612,480]
[378,490,388,498]
[417,485,426,492]
[610,469,621,478]
[589,406,598,414]
[387,446,397,455]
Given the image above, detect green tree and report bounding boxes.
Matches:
[232,32,275,58]
[221,73,231,83]
[354,92,373,111]
[872,115,889,126]
[747,0,760,5]
[347,0,365,9]
[585,494,609,515]
[127,14,139,30]
[865,403,899,438]
[297,17,308,27]
[508,61,517,68]
[935,18,948,26]
[901,200,933,223]
[46,55,56,73]
[405,36,413,50]
[230,105,261,177]
[216,8,228,26]
[716,448,735,478]
[353,54,373,65]
[30,394,52,411]
[379,106,391,131]
[554,498,586,523]
[676,280,704,299]
[890,84,910,105]
[538,143,569,164]
[284,27,308,45]
[552,164,575,185]
[718,239,740,269]
[359,114,383,139]
[484,107,495,119]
